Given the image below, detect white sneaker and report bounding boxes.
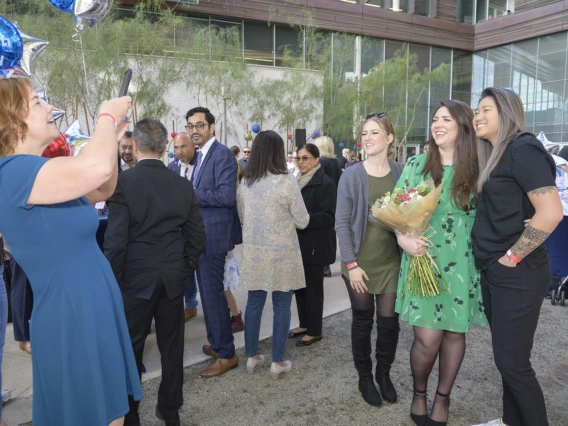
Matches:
[269,360,292,380]
[246,355,265,374]
[472,419,508,426]
[1,389,11,403]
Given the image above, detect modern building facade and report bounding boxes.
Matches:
[117,0,568,143]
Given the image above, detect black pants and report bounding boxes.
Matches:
[123,280,185,426]
[481,261,549,426]
[295,264,324,336]
[10,258,33,342]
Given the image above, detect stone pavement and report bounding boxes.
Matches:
[125,303,568,426]
[3,247,351,425]
[4,244,568,425]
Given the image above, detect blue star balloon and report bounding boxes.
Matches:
[49,0,75,13]
[0,17,23,71]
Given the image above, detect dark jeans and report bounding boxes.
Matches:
[481,260,549,426]
[10,258,33,342]
[295,264,324,336]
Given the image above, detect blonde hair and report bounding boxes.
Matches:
[314,136,336,159]
[0,78,32,157]
[476,88,526,193]
[362,114,396,157]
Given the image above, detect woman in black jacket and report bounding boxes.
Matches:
[289,143,337,346]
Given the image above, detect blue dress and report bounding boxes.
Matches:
[0,155,143,425]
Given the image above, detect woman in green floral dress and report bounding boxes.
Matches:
[395,100,487,426]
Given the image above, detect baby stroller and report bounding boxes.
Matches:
[550,276,568,306]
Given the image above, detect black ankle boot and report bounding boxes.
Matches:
[358,376,383,406]
[375,316,400,403]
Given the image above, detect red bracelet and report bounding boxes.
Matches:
[346,262,358,270]
[506,249,522,263]
[98,113,117,128]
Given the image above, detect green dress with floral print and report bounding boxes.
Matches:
[394,154,487,332]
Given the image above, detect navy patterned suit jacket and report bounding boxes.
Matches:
[192,140,242,255]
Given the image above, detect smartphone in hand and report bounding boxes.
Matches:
[119,69,132,97]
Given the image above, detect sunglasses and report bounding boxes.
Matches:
[243,150,251,154]
[294,155,315,162]
[366,112,388,119]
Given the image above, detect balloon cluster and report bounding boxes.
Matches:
[49,0,114,29]
[0,18,48,78]
[312,129,321,139]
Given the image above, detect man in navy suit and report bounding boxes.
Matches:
[186,106,241,377]
[168,132,200,322]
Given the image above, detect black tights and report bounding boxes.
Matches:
[410,327,466,422]
[344,276,397,317]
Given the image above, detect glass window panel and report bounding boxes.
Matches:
[210,19,240,31]
[453,50,473,106]
[537,33,567,83]
[361,37,384,76]
[385,40,405,60]
[408,44,431,134]
[430,47,451,108]
[364,0,408,11]
[275,25,301,67]
[458,0,475,24]
[472,51,488,105]
[487,45,511,89]
[476,0,488,22]
[414,0,431,16]
[244,21,274,66]
[535,80,565,124]
[535,123,562,143]
[489,0,507,18]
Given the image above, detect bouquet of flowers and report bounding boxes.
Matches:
[371,179,445,298]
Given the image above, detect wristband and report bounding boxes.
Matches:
[98,113,117,128]
[506,249,522,263]
[346,262,358,270]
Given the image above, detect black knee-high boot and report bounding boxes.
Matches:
[352,307,382,406]
[375,315,400,403]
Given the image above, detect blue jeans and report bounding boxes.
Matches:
[244,290,293,363]
[184,272,198,310]
[0,263,7,418]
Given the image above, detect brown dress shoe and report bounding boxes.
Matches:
[200,354,238,378]
[18,341,31,354]
[202,344,218,358]
[184,308,197,322]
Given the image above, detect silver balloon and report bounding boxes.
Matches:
[75,0,114,29]
[11,22,48,77]
[37,90,65,121]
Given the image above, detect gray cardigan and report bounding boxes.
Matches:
[335,160,402,264]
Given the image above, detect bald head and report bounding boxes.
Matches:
[173,132,195,165]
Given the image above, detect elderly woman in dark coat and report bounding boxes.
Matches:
[289,143,337,347]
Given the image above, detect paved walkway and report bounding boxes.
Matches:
[3,248,351,425]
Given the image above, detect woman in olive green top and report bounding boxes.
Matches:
[335,113,402,407]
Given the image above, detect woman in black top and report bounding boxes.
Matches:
[471,88,562,426]
[289,143,337,347]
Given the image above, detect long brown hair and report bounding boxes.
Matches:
[0,78,32,157]
[422,100,478,211]
[241,130,288,186]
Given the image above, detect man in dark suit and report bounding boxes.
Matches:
[185,106,241,377]
[168,132,200,322]
[104,119,206,426]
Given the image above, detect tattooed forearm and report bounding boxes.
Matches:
[528,186,557,196]
[510,225,551,258]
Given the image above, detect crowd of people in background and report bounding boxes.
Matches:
[0,78,562,426]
